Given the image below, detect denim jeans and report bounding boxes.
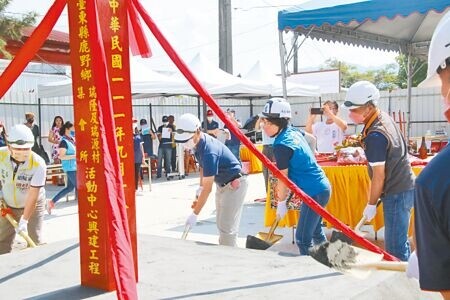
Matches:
[382,189,414,261]
[296,187,331,255]
[52,171,77,204]
[157,145,172,177]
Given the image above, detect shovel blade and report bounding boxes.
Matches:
[246,235,272,250]
[330,230,353,245]
[255,232,283,244]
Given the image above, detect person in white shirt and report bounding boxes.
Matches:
[0,124,47,254]
[306,100,348,153]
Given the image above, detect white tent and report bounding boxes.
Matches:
[37,58,190,98]
[243,61,320,97]
[173,53,272,98]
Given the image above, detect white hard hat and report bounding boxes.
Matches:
[419,11,450,88]
[342,81,380,109]
[174,113,201,142]
[7,124,34,148]
[260,97,292,119]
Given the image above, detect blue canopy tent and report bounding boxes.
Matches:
[277,0,450,137]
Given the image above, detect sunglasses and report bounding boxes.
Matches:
[343,101,366,108]
[8,140,33,146]
[175,128,197,134]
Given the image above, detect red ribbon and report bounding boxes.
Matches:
[0,0,66,99]
[128,0,152,58]
[86,1,137,298]
[1,207,13,217]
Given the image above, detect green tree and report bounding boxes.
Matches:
[322,58,398,90]
[0,0,36,58]
[395,54,427,88]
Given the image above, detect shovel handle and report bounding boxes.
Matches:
[351,261,407,272]
[265,217,280,242]
[4,213,37,248]
[181,224,191,240]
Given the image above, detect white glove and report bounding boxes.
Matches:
[276,200,288,219]
[195,186,203,199]
[406,251,420,280]
[185,212,198,227]
[363,204,377,222]
[15,216,28,234]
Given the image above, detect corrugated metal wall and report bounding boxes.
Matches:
[1,72,448,158]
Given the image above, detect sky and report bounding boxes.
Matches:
[5,0,399,76]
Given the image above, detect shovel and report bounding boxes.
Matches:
[310,240,407,273]
[330,199,381,244]
[0,200,37,248]
[246,216,283,250]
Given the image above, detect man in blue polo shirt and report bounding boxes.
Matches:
[175,113,248,247]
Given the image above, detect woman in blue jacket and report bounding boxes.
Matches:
[47,121,77,214]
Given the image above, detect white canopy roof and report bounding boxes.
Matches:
[38,58,189,98]
[243,61,320,97]
[172,53,272,98]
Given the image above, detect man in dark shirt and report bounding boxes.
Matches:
[201,109,219,138]
[224,109,241,161]
[156,116,175,179]
[408,12,450,298]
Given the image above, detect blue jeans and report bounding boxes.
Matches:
[296,188,331,255]
[52,171,77,204]
[382,189,414,261]
[227,145,240,161]
[157,145,172,177]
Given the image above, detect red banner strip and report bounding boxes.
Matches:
[0,0,66,99]
[133,0,398,262]
[128,0,151,58]
[86,1,137,299]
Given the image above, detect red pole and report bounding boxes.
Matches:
[132,0,398,261]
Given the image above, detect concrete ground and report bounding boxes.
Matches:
[0,172,442,299]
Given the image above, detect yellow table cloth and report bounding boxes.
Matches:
[239,144,263,173]
[264,164,424,233]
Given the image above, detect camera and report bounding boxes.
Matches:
[310,108,324,115]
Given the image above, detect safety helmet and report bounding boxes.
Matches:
[419,11,450,88]
[174,113,201,142]
[7,124,34,148]
[342,81,380,109]
[260,98,292,119]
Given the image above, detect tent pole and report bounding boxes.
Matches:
[197,96,201,119]
[38,97,42,146]
[278,31,288,99]
[406,52,412,139]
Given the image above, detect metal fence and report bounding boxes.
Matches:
[1,73,448,159]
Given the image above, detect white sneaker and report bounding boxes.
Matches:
[136,190,144,196]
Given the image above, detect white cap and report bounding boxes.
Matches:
[174,113,201,142]
[419,11,450,88]
[7,124,34,148]
[342,81,380,109]
[260,97,292,119]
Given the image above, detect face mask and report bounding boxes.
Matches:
[184,138,196,151]
[163,122,168,126]
[0,127,3,134]
[70,130,75,137]
[26,118,34,124]
[10,148,31,162]
[141,124,148,130]
[207,117,213,122]
[348,110,365,124]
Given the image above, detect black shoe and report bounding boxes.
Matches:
[156,175,161,179]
